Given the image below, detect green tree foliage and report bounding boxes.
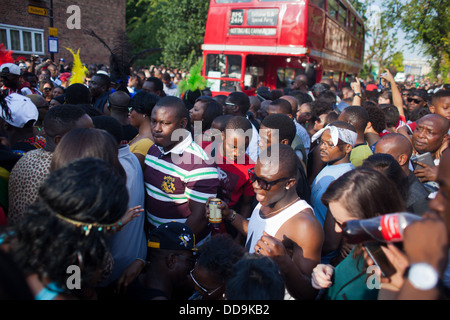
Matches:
[157,0,210,70]
[383,0,450,81]
[349,0,398,80]
[389,51,404,73]
[126,0,163,66]
[126,0,209,70]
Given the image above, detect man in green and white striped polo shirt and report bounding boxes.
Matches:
[144,96,220,243]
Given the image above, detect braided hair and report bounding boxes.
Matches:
[4,158,128,294]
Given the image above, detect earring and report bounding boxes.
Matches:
[143,114,146,118]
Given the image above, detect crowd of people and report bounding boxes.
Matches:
[0,54,450,301]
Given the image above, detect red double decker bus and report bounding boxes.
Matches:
[201,0,365,95]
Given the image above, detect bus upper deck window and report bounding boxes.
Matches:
[328,0,338,19]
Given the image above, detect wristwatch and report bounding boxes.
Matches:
[225,209,237,223]
[354,92,361,97]
[407,263,439,290]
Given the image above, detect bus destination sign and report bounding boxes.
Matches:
[247,9,278,26]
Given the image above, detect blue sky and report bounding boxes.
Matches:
[366,2,428,61]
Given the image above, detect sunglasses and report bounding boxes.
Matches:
[248,167,291,191]
[190,268,223,296]
[407,97,424,104]
[128,105,145,114]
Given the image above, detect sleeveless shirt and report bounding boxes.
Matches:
[245,199,313,253]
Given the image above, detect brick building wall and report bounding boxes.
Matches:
[0,0,126,65]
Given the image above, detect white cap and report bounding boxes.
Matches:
[0,63,21,76]
[1,93,38,128]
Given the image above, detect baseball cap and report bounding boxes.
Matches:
[365,84,378,92]
[0,63,21,76]
[256,86,271,101]
[335,101,350,113]
[147,222,196,251]
[1,93,39,128]
[311,83,327,94]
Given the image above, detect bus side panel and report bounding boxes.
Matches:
[324,18,347,58]
[203,6,228,45]
[306,4,325,51]
[278,4,307,48]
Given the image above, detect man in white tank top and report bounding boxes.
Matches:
[209,144,323,300]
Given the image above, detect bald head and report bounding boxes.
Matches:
[268,99,293,117]
[294,74,307,85]
[109,90,131,108]
[375,133,413,173]
[280,95,298,115]
[27,94,48,108]
[418,114,450,135]
[249,96,261,110]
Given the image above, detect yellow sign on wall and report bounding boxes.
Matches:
[49,27,58,37]
[28,6,48,16]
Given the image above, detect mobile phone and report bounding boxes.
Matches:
[411,152,435,170]
[364,242,396,278]
[378,73,387,91]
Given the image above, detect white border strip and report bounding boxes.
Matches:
[202,44,363,69]
[202,44,308,55]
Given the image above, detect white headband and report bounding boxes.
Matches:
[311,125,357,147]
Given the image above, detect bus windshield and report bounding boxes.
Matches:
[205,54,243,92]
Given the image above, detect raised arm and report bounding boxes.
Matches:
[351,77,362,106]
[381,69,405,119]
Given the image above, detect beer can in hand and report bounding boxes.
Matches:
[208,198,222,224]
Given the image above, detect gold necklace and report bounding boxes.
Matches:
[259,197,301,219]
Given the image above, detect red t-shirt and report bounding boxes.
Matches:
[202,141,255,208]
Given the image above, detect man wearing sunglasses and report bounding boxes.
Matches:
[208,144,323,300]
[406,89,428,118]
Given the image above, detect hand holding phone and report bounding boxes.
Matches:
[364,242,397,278]
[411,152,435,171]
